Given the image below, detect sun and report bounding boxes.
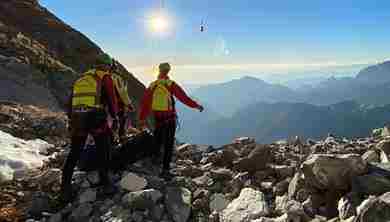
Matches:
[151,15,169,33]
[146,11,172,36]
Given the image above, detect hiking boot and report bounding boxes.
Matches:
[160,170,175,181]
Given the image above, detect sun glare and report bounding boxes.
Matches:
[148,13,171,35]
[151,16,168,32]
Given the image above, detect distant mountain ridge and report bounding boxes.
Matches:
[178,60,390,145]
[191,76,300,116]
[356,60,390,85]
[179,100,390,146]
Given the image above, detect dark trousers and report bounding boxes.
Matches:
[61,132,112,189]
[118,111,127,139]
[154,119,177,171]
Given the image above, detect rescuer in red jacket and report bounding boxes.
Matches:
[139,63,204,179]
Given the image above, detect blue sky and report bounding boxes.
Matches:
[40,0,390,84]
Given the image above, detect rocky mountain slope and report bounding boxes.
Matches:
[1,103,390,222]
[0,0,145,110]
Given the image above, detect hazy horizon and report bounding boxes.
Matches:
[40,0,390,85]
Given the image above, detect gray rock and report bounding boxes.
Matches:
[338,193,356,220]
[208,211,219,222]
[233,145,272,173]
[301,154,367,190]
[284,200,311,222]
[210,168,233,180]
[275,195,289,215]
[69,203,93,222]
[377,140,390,156]
[73,171,87,185]
[288,172,306,200]
[209,193,229,213]
[80,180,91,189]
[131,211,145,222]
[119,172,147,192]
[221,188,270,222]
[233,137,255,145]
[151,204,165,221]
[273,178,290,196]
[176,165,203,178]
[380,192,390,204]
[165,187,192,222]
[87,171,100,185]
[29,192,50,217]
[352,172,390,196]
[361,150,380,163]
[273,165,295,180]
[101,206,132,222]
[355,196,390,222]
[122,189,163,209]
[193,173,213,187]
[79,188,96,204]
[193,189,210,200]
[380,150,390,163]
[48,213,62,222]
[211,146,240,167]
[302,197,316,217]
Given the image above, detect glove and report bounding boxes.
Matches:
[198,105,204,112]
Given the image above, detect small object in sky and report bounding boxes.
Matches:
[200,19,206,32]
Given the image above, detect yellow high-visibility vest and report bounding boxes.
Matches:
[112,73,132,108]
[72,69,109,109]
[150,79,174,111]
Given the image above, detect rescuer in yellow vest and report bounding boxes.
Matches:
[110,60,139,141]
[139,62,204,179]
[61,53,119,203]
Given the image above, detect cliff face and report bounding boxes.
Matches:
[0,0,145,110]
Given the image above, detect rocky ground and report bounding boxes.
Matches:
[1,104,390,222]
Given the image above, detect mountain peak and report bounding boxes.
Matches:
[240,76,261,81]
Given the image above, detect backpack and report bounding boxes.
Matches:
[151,79,175,111]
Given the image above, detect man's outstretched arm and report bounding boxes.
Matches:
[171,82,203,110]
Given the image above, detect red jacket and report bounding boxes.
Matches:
[139,76,201,122]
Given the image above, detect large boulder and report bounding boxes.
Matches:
[352,173,390,196]
[176,144,204,164]
[221,188,270,222]
[377,140,390,156]
[301,154,368,190]
[165,187,192,222]
[122,189,163,210]
[69,203,93,222]
[78,188,96,204]
[209,193,229,213]
[211,145,240,167]
[354,195,390,222]
[119,172,147,192]
[361,150,380,163]
[233,145,272,173]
